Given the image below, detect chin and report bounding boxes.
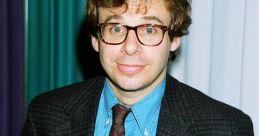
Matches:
[117,84,147,92]
[115,76,151,92]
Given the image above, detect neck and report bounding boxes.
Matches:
[107,72,166,105]
[111,86,151,105]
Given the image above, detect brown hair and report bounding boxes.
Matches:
[86,0,192,39]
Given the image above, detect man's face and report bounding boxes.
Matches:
[91,0,180,93]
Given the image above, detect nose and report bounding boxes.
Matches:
[120,30,142,55]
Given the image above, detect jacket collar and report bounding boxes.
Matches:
[65,76,105,135]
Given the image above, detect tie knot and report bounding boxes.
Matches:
[112,104,131,123]
[110,104,131,136]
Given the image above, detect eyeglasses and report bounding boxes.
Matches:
[98,23,172,46]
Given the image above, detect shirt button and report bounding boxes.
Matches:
[144,128,148,136]
[105,118,110,126]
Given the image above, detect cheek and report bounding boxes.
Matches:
[144,48,170,71]
[152,43,171,64]
[154,51,170,66]
[98,45,118,66]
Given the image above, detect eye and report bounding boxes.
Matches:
[146,27,154,33]
[144,26,156,34]
[111,25,123,33]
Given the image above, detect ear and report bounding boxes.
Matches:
[91,36,99,52]
[170,37,181,51]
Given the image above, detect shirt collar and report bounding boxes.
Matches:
[130,79,166,134]
[103,78,166,134]
[103,78,118,114]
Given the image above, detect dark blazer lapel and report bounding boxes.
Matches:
[66,77,105,136]
[156,74,196,136]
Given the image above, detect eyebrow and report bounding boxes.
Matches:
[103,14,122,23]
[103,15,164,24]
[142,16,164,25]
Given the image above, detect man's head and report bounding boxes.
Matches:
[87,0,192,102]
[87,0,191,39]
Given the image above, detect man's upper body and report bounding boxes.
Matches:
[23,0,254,135]
[22,75,253,135]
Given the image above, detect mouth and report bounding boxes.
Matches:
[117,63,145,75]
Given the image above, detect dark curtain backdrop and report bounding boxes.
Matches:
[0,0,24,135]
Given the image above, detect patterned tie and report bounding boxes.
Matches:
[109,104,131,136]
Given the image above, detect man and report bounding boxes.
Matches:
[22,0,254,135]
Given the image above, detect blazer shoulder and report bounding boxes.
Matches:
[30,76,104,107]
[170,76,254,135]
[178,80,247,118]
[168,76,247,117]
[22,76,105,135]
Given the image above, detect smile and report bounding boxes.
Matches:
[117,63,145,75]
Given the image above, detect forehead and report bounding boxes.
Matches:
[126,0,151,14]
[98,0,171,25]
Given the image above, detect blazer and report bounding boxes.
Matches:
[22,74,254,136]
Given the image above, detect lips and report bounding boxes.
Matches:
[117,63,145,75]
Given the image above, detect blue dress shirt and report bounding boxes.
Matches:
[94,78,166,136]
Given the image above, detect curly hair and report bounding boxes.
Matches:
[86,0,192,39]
